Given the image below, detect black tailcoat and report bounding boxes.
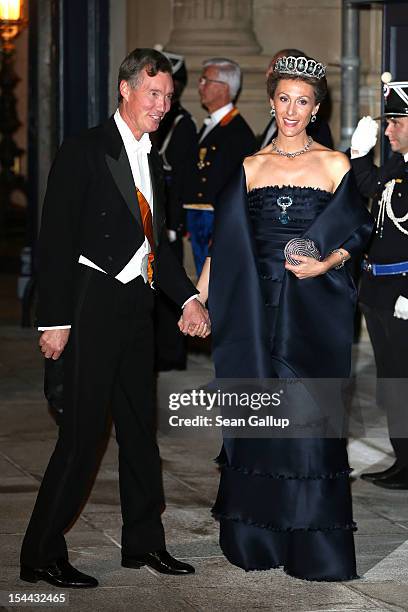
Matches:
[37,116,195,326]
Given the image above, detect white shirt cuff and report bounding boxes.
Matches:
[182,294,200,309]
[38,325,72,331]
[350,149,366,159]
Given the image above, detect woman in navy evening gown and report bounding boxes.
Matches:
[181,54,373,581]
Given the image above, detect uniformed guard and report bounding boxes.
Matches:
[154,51,197,260]
[152,51,198,370]
[183,58,256,275]
[351,73,408,489]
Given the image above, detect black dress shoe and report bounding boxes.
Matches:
[122,550,195,575]
[371,467,408,490]
[20,559,98,588]
[360,462,400,482]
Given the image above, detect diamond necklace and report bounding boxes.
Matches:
[271,136,313,159]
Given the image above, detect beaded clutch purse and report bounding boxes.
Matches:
[284,238,321,266]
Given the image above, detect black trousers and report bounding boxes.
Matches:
[360,303,408,467]
[21,267,165,568]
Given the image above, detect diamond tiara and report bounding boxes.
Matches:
[274,56,326,80]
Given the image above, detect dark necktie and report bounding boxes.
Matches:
[198,120,210,142]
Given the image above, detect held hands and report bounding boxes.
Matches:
[285,255,329,279]
[350,116,378,158]
[39,329,70,360]
[178,298,211,338]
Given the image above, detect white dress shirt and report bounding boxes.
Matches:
[199,102,233,143]
[79,109,153,284]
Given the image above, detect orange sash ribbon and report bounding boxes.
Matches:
[219,107,239,127]
[136,188,154,283]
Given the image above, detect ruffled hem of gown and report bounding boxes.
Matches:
[217,556,359,582]
[213,451,357,581]
[215,456,352,480]
[233,563,359,582]
[213,459,355,531]
[284,570,359,582]
[216,515,358,581]
[212,511,357,533]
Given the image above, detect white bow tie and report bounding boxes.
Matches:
[133,134,152,155]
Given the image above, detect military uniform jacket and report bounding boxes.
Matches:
[351,152,408,309]
[154,103,198,232]
[183,110,256,209]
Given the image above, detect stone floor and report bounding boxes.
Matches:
[1,289,408,611]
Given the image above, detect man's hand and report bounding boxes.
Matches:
[39,329,70,360]
[350,116,378,158]
[178,299,211,338]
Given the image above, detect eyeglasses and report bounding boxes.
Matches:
[198,76,227,86]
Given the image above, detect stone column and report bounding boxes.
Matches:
[165,0,267,136]
[165,0,265,280]
[167,0,261,56]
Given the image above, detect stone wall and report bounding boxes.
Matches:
[4,0,385,190]
[124,0,383,147]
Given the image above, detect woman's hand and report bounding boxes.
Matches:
[178,314,211,338]
[178,299,211,338]
[285,255,329,279]
[178,257,212,338]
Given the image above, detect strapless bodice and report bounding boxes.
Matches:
[247,185,332,308]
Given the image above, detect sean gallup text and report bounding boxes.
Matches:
[168,415,290,428]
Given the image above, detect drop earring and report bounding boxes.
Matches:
[310,114,317,123]
[270,107,275,117]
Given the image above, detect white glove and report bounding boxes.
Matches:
[394,295,408,320]
[350,116,378,158]
[167,229,177,243]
